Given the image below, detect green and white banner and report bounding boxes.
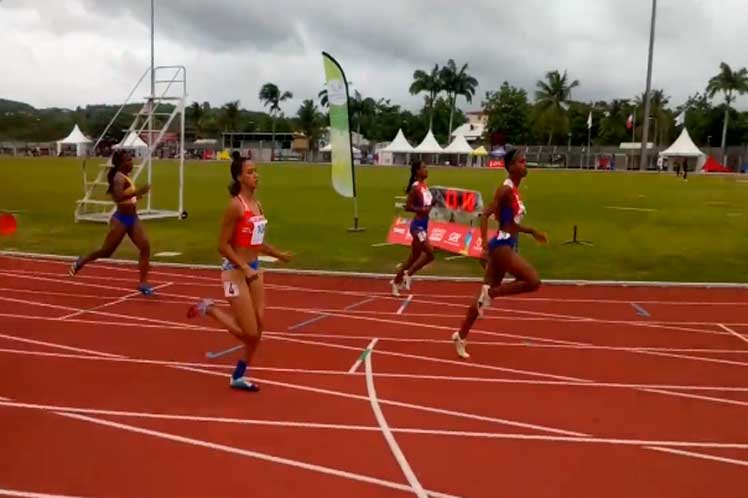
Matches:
[322,52,356,199]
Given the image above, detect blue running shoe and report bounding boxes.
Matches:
[138,283,154,296]
[69,257,82,276]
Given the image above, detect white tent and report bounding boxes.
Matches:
[381,129,414,153]
[320,143,362,162]
[413,129,443,154]
[113,131,149,158]
[378,128,414,165]
[56,124,92,157]
[660,128,707,170]
[442,133,473,166]
[443,133,474,154]
[115,131,149,150]
[320,143,362,155]
[660,128,705,158]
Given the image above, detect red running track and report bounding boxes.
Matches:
[0,254,747,498]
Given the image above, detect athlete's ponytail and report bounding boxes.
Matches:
[405,159,423,193]
[228,151,244,196]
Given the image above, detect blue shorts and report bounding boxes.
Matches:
[409,218,429,242]
[112,212,137,229]
[488,237,518,253]
[221,259,260,271]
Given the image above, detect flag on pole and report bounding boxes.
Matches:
[626,113,634,130]
[586,112,592,129]
[675,110,685,127]
[322,52,355,198]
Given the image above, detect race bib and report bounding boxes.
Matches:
[421,187,433,207]
[250,216,267,246]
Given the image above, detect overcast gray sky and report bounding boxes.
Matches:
[2,0,747,114]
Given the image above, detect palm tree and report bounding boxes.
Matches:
[439,60,478,138]
[535,70,580,145]
[409,64,442,130]
[319,80,353,108]
[296,99,324,160]
[258,83,293,159]
[220,100,241,132]
[347,91,378,146]
[706,62,748,162]
[635,89,670,145]
[187,101,204,135]
[318,88,328,108]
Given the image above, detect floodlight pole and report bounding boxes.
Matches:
[150,0,155,98]
[147,0,155,210]
[639,0,657,170]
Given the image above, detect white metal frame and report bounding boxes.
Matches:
[75,66,187,223]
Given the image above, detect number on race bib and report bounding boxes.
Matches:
[223,281,239,298]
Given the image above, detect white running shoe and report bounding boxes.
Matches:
[476,284,491,317]
[187,298,214,319]
[403,272,412,291]
[229,377,260,392]
[452,331,470,359]
[389,280,401,297]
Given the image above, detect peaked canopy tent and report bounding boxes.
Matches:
[472,145,488,156]
[413,129,444,164]
[378,128,415,165]
[443,133,474,167]
[413,129,444,154]
[56,124,92,157]
[381,129,414,153]
[659,128,706,171]
[113,131,149,158]
[444,134,474,154]
[472,145,488,167]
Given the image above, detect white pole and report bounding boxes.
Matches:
[150,0,155,98]
[146,0,155,212]
[586,117,592,169]
[179,93,185,215]
[639,0,657,171]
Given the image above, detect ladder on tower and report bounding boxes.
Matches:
[75,66,188,223]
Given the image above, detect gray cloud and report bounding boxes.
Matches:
[2,0,747,113]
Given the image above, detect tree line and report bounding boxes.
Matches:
[2,61,746,158]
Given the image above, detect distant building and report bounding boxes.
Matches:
[222,132,308,161]
[450,111,487,144]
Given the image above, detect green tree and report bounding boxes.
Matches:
[439,59,478,137]
[483,82,531,144]
[318,88,328,108]
[296,99,324,157]
[258,83,293,158]
[534,70,580,145]
[635,89,671,146]
[187,102,204,135]
[409,64,442,130]
[220,100,241,132]
[706,62,748,160]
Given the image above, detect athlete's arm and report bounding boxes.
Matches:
[481,186,509,250]
[260,243,292,263]
[217,199,247,268]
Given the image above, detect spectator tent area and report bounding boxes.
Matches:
[660,127,707,171]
